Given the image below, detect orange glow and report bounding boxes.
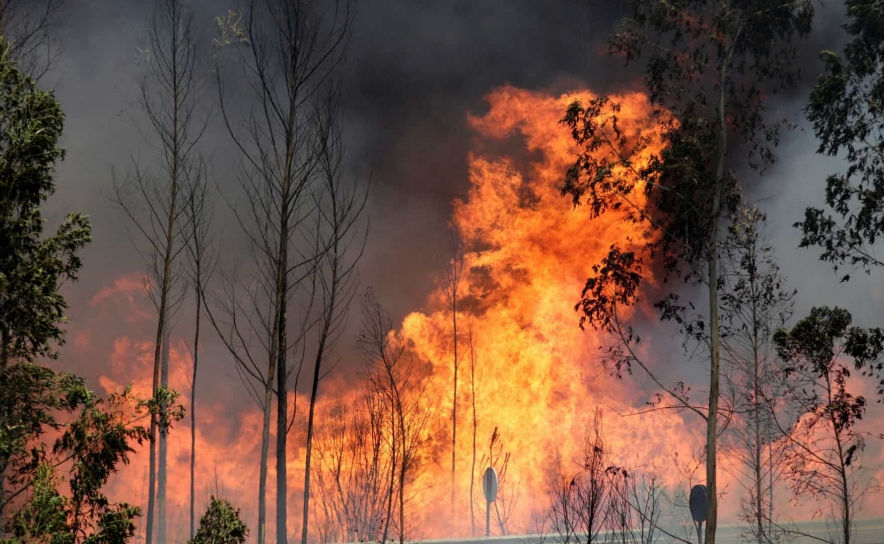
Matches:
[74,85,883,542]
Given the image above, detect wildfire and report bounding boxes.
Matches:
[77,85,877,542]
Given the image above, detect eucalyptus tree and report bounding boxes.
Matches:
[718,208,794,544]
[799,0,884,399]
[562,2,814,542]
[773,307,880,544]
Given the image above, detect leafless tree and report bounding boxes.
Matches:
[718,207,794,544]
[357,289,433,544]
[312,387,392,544]
[467,318,479,536]
[211,1,352,542]
[0,0,66,79]
[110,1,204,542]
[436,234,464,518]
[546,409,608,544]
[183,157,217,541]
[301,75,370,544]
[605,466,664,544]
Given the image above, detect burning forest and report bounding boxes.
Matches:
[2,1,884,544]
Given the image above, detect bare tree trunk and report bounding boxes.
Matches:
[438,241,463,519]
[190,286,200,541]
[753,339,763,544]
[112,2,202,540]
[158,328,170,544]
[259,350,277,544]
[185,156,214,543]
[278,270,289,544]
[705,27,733,544]
[468,322,478,537]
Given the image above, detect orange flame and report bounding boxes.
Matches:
[73,85,884,542]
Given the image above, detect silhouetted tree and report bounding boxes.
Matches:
[301,72,370,544]
[358,289,433,544]
[772,307,880,544]
[183,158,216,541]
[436,235,465,519]
[212,2,352,540]
[111,1,205,541]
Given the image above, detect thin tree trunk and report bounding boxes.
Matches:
[451,301,458,519]
[302,259,339,544]
[469,325,477,537]
[190,280,201,541]
[302,334,327,544]
[259,351,277,544]
[827,374,851,544]
[147,257,174,544]
[158,328,170,544]
[753,324,763,544]
[278,287,289,544]
[381,406,396,544]
[260,282,284,544]
[705,29,730,544]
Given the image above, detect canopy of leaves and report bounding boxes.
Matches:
[189,496,249,544]
[0,38,91,365]
[0,362,90,513]
[799,0,884,280]
[1,385,178,543]
[774,307,868,440]
[564,0,813,357]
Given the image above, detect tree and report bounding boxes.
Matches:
[183,159,216,541]
[562,2,813,543]
[189,496,249,544]
[436,235,465,519]
[300,75,369,544]
[357,289,433,544]
[545,409,607,544]
[772,307,880,544]
[798,0,884,398]
[467,318,479,536]
[111,1,204,541]
[0,0,67,79]
[718,208,794,544]
[605,466,664,544]
[212,2,352,541]
[0,36,90,516]
[311,388,392,543]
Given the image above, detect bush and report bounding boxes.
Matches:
[189,496,248,544]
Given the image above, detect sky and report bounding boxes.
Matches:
[24,0,884,539]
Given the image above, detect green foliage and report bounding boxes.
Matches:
[5,463,73,544]
[0,362,90,514]
[2,380,184,543]
[189,496,249,544]
[563,0,813,374]
[800,0,884,281]
[0,37,91,366]
[0,33,186,544]
[772,306,880,531]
